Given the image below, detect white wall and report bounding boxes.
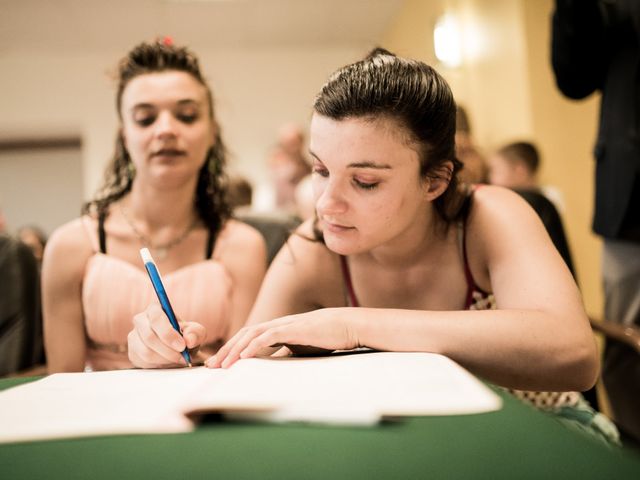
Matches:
[0,45,366,204]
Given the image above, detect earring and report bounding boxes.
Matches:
[127,162,136,180]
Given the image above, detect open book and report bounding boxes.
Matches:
[0,352,502,444]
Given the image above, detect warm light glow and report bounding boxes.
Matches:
[434,14,462,68]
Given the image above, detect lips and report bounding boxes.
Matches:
[152,148,186,158]
[322,218,355,233]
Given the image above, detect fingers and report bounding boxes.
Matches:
[240,327,292,360]
[127,303,207,369]
[206,318,292,369]
[181,322,207,349]
[129,312,185,367]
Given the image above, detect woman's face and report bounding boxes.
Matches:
[310,114,433,255]
[120,71,214,188]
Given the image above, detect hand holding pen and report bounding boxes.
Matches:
[127,248,208,368]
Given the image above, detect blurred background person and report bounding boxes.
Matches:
[489,141,540,190]
[552,0,640,443]
[0,231,43,376]
[0,210,6,235]
[293,174,315,220]
[17,225,47,266]
[455,105,488,185]
[226,174,254,214]
[257,123,311,215]
[488,141,565,212]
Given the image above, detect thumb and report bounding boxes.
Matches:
[181,322,207,349]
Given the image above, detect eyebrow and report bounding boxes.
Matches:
[309,150,392,170]
[131,99,201,111]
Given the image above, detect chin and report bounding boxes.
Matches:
[324,234,365,256]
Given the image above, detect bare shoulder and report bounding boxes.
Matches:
[214,219,267,269]
[277,219,336,267]
[269,219,343,301]
[42,217,95,283]
[46,217,95,261]
[470,185,535,222]
[466,186,552,282]
[467,185,543,242]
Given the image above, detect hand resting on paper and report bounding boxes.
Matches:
[206,308,359,369]
[128,303,207,368]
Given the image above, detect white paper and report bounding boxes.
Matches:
[0,352,501,444]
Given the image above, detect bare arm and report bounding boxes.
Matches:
[42,219,93,373]
[210,188,597,392]
[128,220,267,368]
[216,220,268,338]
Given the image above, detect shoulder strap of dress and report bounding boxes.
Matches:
[205,225,216,259]
[97,210,107,254]
[79,215,100,253]
[459,186,490,308]
[339,255,359,308]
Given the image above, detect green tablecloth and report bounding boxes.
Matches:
[1,376,639,479]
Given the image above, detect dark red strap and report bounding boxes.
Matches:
[339,255,359,307]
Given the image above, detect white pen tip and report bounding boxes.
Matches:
[140,247,153,264]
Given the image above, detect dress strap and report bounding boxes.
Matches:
[459,190,490,309]
[98,210,107,254]
[205,226,216,259]
[339,255,359,307]
[460,218,476,309]
[80,216,100,253]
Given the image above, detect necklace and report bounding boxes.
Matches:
[119,203,198,260]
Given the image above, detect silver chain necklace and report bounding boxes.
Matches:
[119,203,197,260]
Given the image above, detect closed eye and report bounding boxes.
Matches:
[312,166,329,178]
[177,113,199,124]
[135,116,156,127]
[354,179,379,190]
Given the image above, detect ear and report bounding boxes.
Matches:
[423,161,454,201]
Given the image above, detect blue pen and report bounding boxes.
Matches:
[140,248,192,367]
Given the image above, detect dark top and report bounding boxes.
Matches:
[551,0,640,241]
[0,235,43,376]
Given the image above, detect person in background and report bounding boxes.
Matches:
[488,141,575,277]
[266,123,311,213]
[294,174,316,220]
[17,225,47,266]
[130,48,618,445]
[488,141,540,191]
[552,0,640,443]
[0,206,7,235]
[488,141,565,212]
[226,174,254,213]
[0,233,43,376]
[455,105,488,185]
[42,39,266,373]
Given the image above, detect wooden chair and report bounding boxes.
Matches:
[589,317,640,355]
[589,316,640,448]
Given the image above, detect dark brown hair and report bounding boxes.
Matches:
[313,48,465,225]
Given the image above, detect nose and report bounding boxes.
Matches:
[315,178,348,217]
[154,111,178,139]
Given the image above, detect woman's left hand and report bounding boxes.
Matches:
[206,308,361,368]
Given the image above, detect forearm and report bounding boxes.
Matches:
[350,307,598,392]
[44,327,87,373]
